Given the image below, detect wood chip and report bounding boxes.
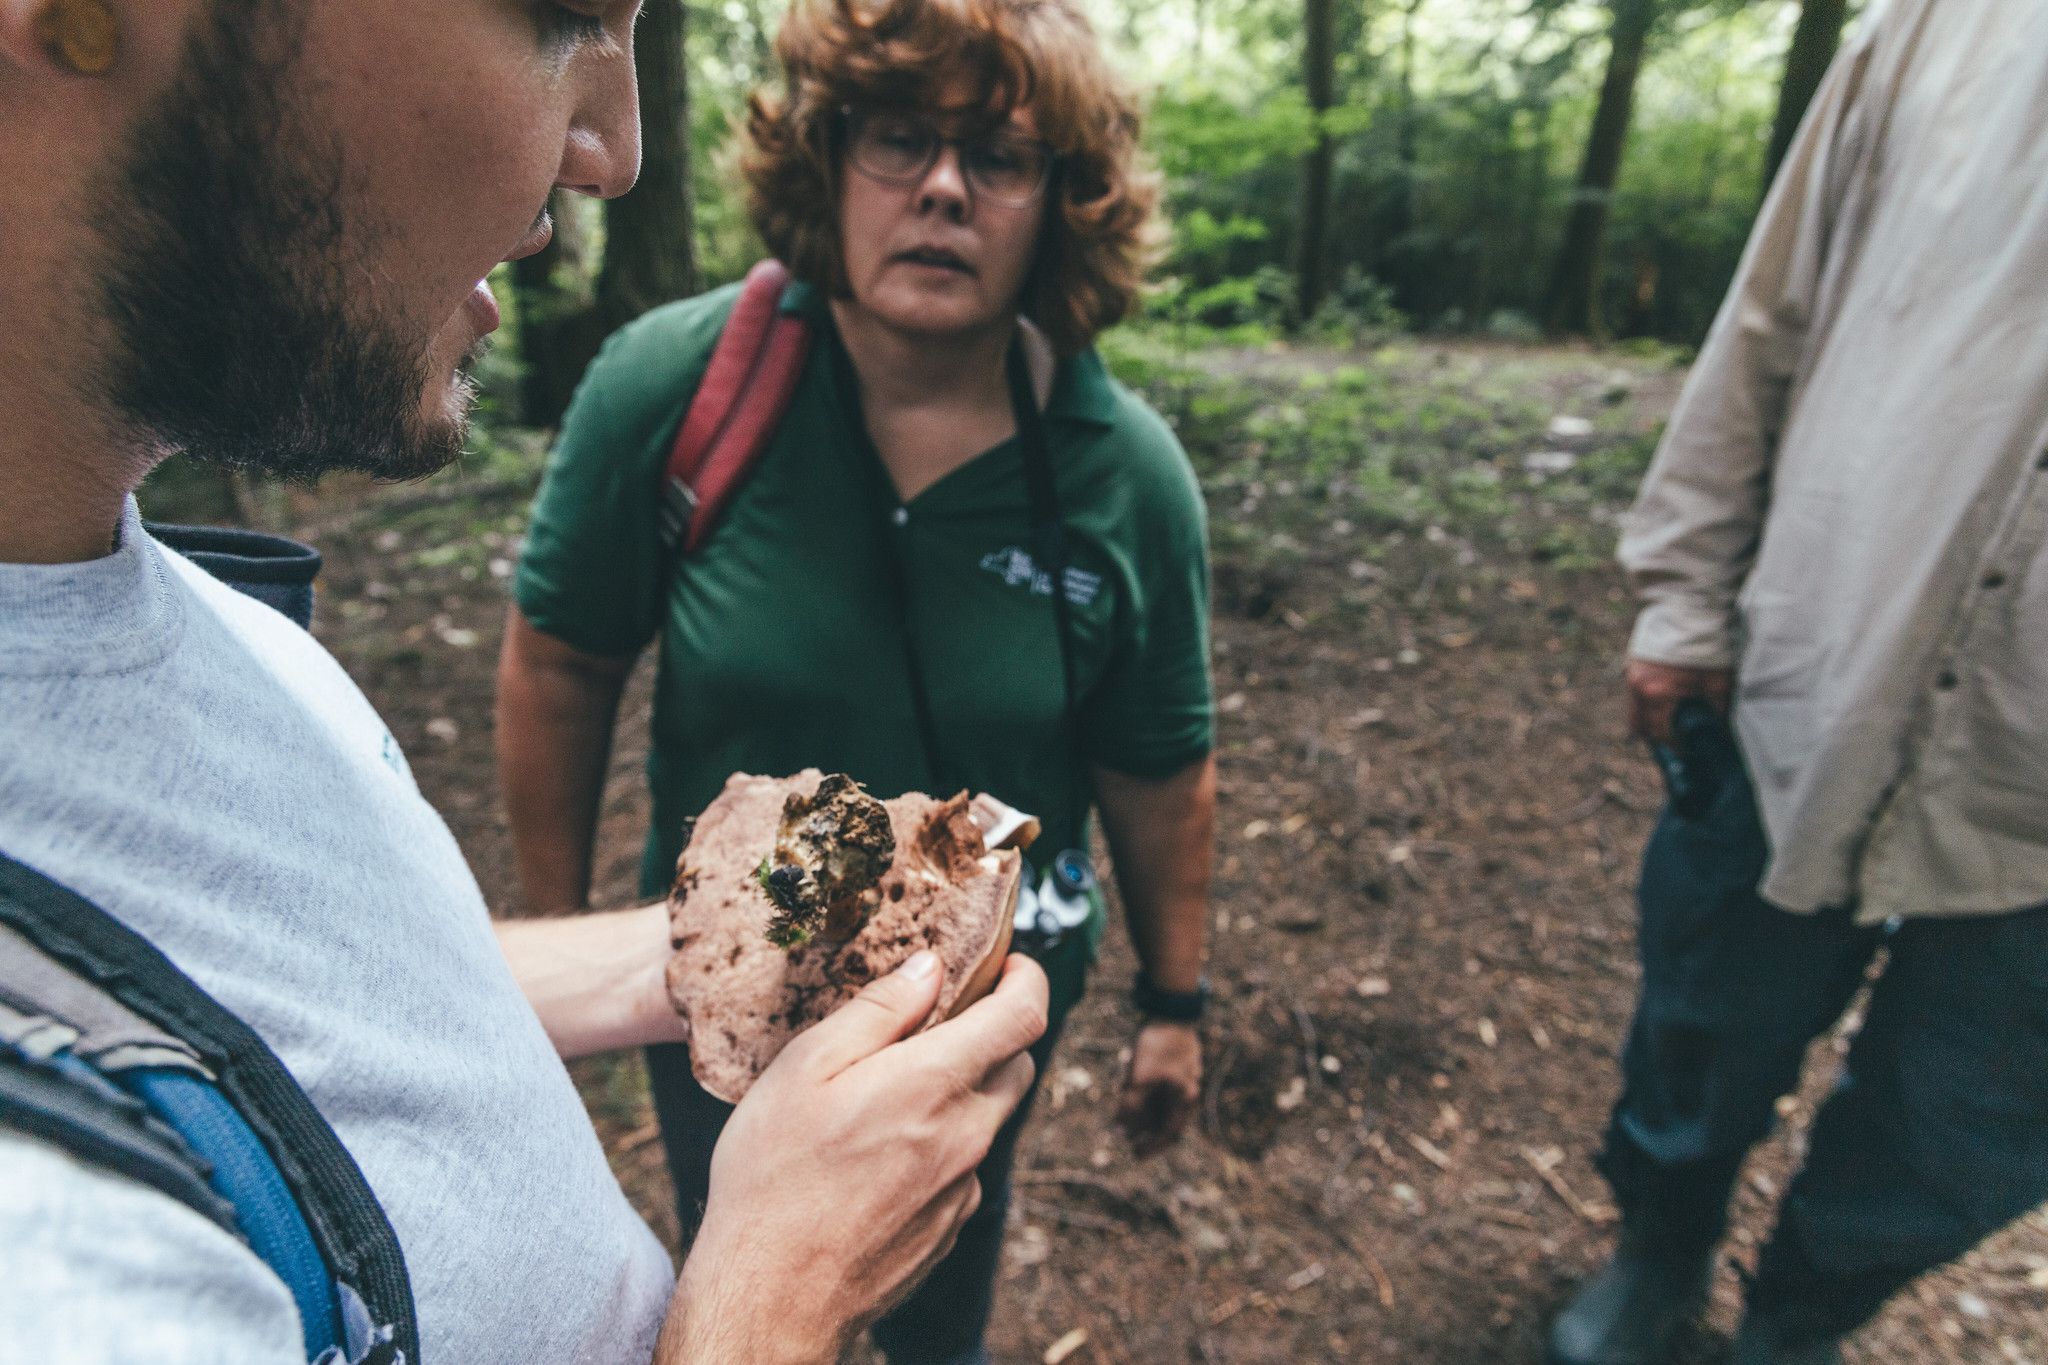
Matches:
[1044,1328,1089,1364]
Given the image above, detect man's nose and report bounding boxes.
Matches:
[915,144,973,219]
[557,43,643,200]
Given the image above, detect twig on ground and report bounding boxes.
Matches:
[1407,1133,1454,1170]
[1203,1039,1239,1140]
[1522,1145,1617,1224]
[1290,1001,1321,1082]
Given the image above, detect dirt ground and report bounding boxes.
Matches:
[290,339,2047,1364]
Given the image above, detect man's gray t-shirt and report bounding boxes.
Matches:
[0,503,674,1361]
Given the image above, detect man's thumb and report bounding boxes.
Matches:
[783,950,945,1078]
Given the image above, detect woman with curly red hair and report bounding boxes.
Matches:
[501,1,1216,1356]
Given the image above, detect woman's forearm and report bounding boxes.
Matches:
[497,903,690,1059]
[495,607,636,914]
[1092,755,1216,993]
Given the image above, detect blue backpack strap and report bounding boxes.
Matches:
[146,521,323,629]
[0,1043,239,1234]
[0,852,417,1363]
[125,1068,348,1358]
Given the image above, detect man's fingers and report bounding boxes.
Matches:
[1635,692,1675,746]
[777,950,945,1079]
[896,954,1049,1087]
[971,1051,1037,1129]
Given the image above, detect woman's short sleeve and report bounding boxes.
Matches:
[1080,400,1215,779]
[513,291,737,659]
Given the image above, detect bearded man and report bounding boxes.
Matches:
[0,1,1047,1360]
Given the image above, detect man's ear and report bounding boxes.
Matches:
[0,0,118,78]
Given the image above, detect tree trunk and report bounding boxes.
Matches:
[1543,0,1657,336]
[512,190,590,427]
[597,0,698,333]
[1764,0,1848,188]
[1294,0,1338,323]
[514,0,696,427]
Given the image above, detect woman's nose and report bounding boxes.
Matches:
[916,144,973,218]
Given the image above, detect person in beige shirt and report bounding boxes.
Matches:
[1549,3,2048,1363]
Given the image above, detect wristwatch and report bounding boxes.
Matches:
[1131,969,1209,1023]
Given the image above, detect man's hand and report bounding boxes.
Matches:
[1116,1020,1201,1158]
[656,951,1049,1365]
[1625,658,1734,746]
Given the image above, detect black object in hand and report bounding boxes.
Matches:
[1649,698,1728,819]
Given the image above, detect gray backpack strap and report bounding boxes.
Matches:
[0,852,418,1363]
[0,920,240,1229]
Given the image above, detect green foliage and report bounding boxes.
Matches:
[530,0,1808,344]
[1101,320,1665,576]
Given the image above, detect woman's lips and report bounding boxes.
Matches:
[894,247,975,274]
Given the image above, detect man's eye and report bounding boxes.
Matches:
[539,3,607,47]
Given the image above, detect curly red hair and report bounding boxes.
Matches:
[740,0,1163,355]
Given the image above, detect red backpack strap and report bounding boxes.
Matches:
[658,260,814,555]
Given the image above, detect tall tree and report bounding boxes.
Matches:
[1764,0,1848,187]
[1543,0,1659,336]
[516,0,697,427]
[1293,0,1340,322]
[599,0,698,332]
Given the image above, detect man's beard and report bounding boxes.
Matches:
[89,4,473,483]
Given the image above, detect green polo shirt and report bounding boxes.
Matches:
[515,280,1212,999]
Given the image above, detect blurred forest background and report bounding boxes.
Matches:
[152,0,1859,521]
[503,0,1852,426]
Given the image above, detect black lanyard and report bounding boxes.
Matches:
[829,329,1084,803]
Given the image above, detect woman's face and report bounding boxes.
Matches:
[835,92,1050,344]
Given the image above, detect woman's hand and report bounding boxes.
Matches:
[1116,1020,1202,1157]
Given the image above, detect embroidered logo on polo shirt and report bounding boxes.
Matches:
[978,546,1102,607]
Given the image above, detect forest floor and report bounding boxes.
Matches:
[269,335,2048,1364]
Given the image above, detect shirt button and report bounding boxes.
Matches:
[1936,669,1960,690]
[892,507,909,527]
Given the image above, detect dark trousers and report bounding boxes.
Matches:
[1600,730,2048,1342]
[646,979,1077,1365]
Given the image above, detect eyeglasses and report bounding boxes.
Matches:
[841,108,1058,207]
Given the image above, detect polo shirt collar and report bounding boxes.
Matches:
[786,276,1119,432]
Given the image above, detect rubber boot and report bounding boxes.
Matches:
[1547,1220,1717,1365]
[1725,1310,1843,1365]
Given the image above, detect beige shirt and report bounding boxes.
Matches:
[1619,0,2048,922]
